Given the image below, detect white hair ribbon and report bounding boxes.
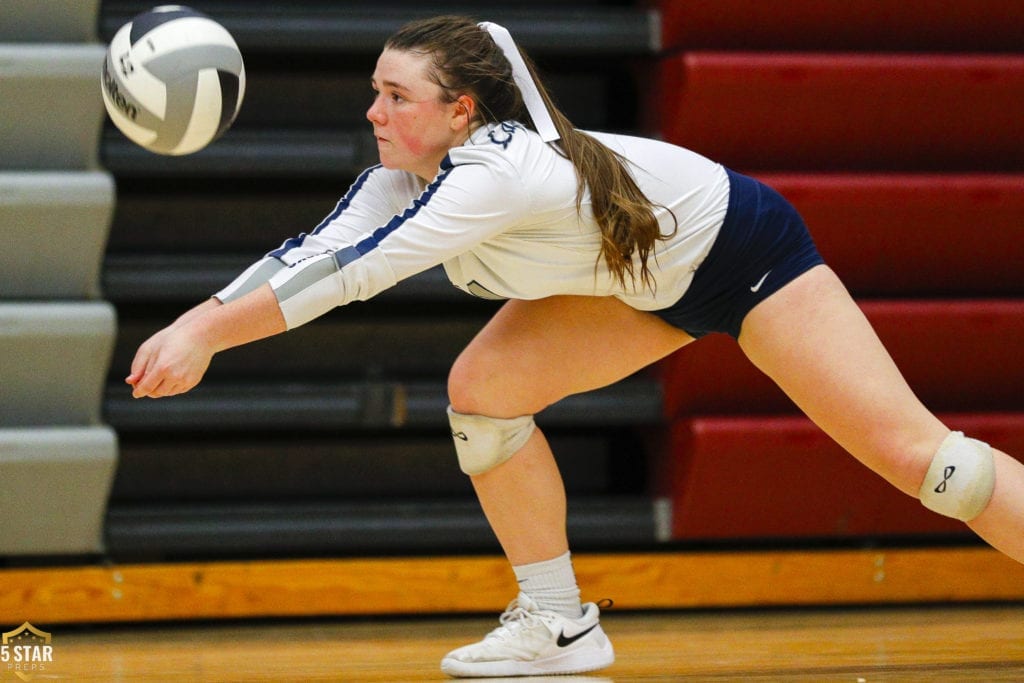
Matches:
[478,21,560,142]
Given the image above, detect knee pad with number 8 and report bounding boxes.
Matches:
[918,431,995,522]
[447,406,536,475]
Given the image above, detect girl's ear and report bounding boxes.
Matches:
[452,94,477,131]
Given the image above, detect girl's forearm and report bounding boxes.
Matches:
[170,296,223,328]
[182,283,287,354]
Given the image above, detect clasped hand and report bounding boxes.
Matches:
[125,324,214,399]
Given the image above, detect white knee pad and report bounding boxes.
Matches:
[918,431,996,522]
[447,406,536,475]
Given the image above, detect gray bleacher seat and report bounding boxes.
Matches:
[0,44,107,171]
[0,301,117,557]
[0,172,114,299]
[0,427,117,555]
[0,0,100,43]
[0,302,116,426]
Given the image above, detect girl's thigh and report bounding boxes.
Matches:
[738,265,948,494]
[449,295,694,416]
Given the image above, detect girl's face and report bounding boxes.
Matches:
[367,48,474,181]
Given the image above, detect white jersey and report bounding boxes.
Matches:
[216,122,730,330]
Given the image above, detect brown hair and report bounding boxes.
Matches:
[385,15,674,292]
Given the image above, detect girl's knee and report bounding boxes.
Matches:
[447,361,490,414]
[447,348,561,417]
[447,347,537,415]
[856,425,948,497]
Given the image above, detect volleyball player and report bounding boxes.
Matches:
[127,15,1024,678]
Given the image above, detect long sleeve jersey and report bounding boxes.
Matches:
[215,121,730,330]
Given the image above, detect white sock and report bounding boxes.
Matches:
[512,551,583,618]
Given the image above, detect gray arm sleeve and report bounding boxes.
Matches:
[213,256,287,303]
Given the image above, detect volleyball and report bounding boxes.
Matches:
[100,5,245,156]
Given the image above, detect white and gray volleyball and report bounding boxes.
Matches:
[100,5,245,156]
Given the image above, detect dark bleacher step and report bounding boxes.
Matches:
[99,2,658,55]
[104,376,664,432]
[105,184,348,253]
[233,68,614,131]
[108,280,494,384]
[104,495,663,560]
[110,432,617,501]
[105,258,470,305]
[110,319,488,384]
[102,128,376,179]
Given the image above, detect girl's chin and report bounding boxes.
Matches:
[375,148,398,168]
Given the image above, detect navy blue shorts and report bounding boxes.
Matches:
[652,168,825,339]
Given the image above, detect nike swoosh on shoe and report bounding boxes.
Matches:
[556,623,599,647]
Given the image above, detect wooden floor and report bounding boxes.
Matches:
[37,603,1024,681]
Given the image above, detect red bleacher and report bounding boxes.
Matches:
[654,0,1023,52]
[759,174,1024,296]
[653,414,1024,540]
[646,1,1024,542]
[659,300,1024,418]
[651,53,1024,172]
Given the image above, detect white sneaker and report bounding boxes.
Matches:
[440,592,614,678]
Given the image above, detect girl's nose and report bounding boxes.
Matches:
[367,95,385,124]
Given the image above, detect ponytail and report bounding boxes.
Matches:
[536,78,674,291]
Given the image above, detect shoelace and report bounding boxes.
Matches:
[487,598,554,641]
